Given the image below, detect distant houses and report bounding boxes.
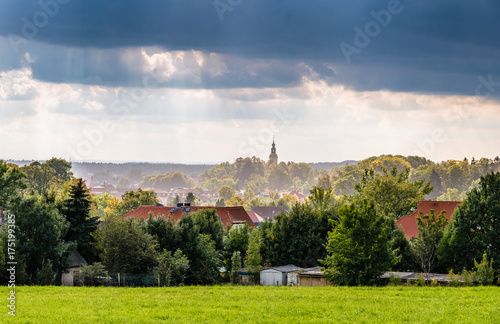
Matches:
[281,190,306,203]
[122,204,256,228]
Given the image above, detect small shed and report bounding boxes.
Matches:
[238,268,259,285]
[260,265,302,286]
[61,250,88,286]
[298,267,331,287]
[380,271,461,285]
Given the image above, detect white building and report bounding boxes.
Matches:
[260,265,302,286]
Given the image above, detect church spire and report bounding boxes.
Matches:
[268,137,278,166]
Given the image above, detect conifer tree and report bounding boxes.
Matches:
[63,178,99,263]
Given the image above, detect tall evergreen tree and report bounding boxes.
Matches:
[63,179,99,263]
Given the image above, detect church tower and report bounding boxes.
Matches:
[268,137,278,166]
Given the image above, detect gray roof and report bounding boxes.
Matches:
[299,267,325,276]
[251,207,284,220]
[66,250,88,268]
[266,264,302,273]
[381,271,462,282]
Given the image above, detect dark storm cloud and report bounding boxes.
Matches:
[1,0,499,94]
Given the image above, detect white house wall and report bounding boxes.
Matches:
[260,271,283,286]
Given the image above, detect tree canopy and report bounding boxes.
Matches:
[438,172,500,272]
[10,195,71,283]
[0,160,26,207]
[95,218,159,274]
[322,201,397,286]
[354,168,432,219]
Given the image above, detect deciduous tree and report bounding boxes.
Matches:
[219,185,235,201]
[21,161,56,194]
[11,195,71,283]
[223,225,250,274]
[95,218,159,274]
[322,201,396,286]
[0,160,26,207]
[244,228,262,277]
[412,210,448,276]
[354,168,432,219]
[153,249,189,287]
[45,157,73,182]
[119,188,158,216]
[262,203,333,267]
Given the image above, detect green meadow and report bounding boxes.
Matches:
[1,286,499,323]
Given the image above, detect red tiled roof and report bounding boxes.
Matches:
[246,210,264,224]
[396,201,461,239]
[122,205,255,228]
[288,190,306,200]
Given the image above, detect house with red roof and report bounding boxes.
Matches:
[122,204,255,229]
[396,201,461,239]
[282,190,306,203]
[246,210,264,226]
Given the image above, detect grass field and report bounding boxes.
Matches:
[1,285,499,323]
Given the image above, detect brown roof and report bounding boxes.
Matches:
[122,205,255,228]
[396,201,461,239]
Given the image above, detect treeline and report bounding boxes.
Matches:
[1,157,499,287]
[323,155,500,200]
[200,157,317,193]
[71,162,214,180]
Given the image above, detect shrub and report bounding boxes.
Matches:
[35,259,55,285]
[76,263,109,286]
[230,251,242,285]
[153,249,189,287]
[461,269,477,286]
[388,273,401,286]
[446,270,461,287]
[475,253,495,286]
[415,273,426,287]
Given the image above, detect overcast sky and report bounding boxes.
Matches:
[1,0,500,163]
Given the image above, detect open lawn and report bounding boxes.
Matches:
[1,286,499,323]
